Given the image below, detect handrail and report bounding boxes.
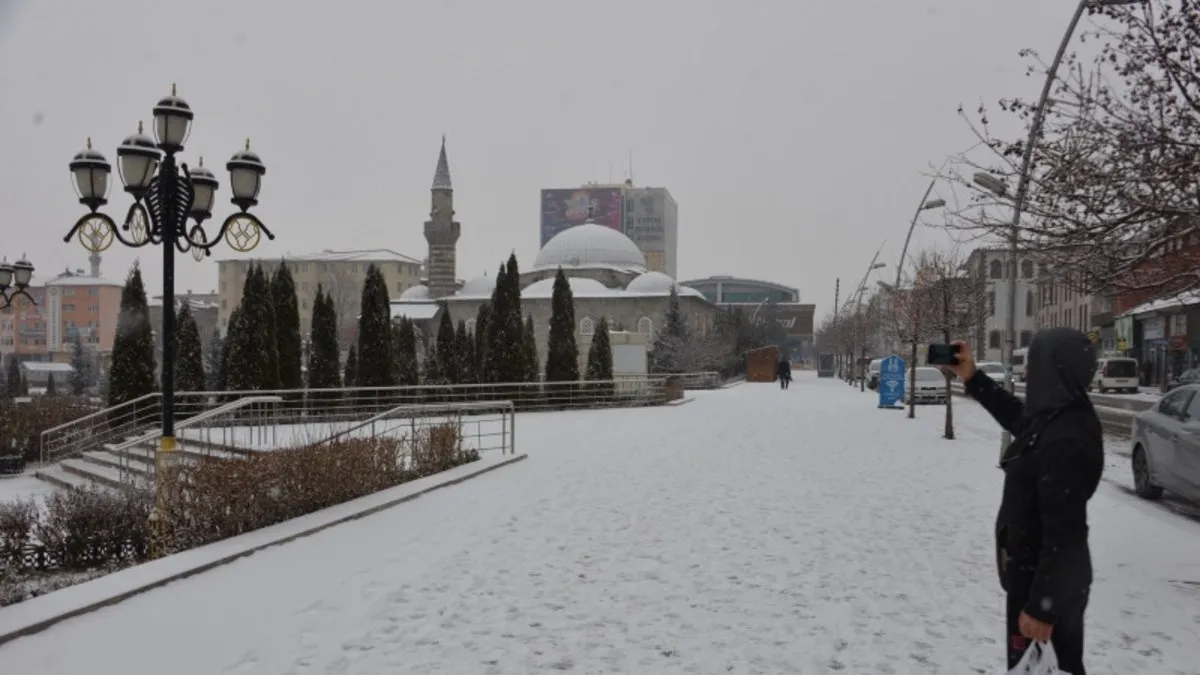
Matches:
[320,400,515,446]
[106,395,284,455]
[40,392,161,437]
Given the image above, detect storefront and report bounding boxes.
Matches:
[1139,316,1167,387]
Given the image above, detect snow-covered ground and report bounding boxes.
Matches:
[2,375,1198,674]
[0,475,59,508]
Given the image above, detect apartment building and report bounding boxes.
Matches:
[217,249,424,344]
[1,256,123,364]
[965,248,1041,362]
[1035,268,1095,334]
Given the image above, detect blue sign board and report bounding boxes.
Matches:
[878,355,906,408]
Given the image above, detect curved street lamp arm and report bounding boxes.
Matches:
[895,159,949,290]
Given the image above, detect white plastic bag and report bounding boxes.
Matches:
[1007,641,1070,675]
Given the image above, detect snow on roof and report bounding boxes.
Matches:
[1120,290,1200,318]
[42,273,122,288]
[399,284,430,300]
[533,223,646,272]
[389,302,441,321]
[219,249,423,265]
[20,362,75,373]
[521,277,623,299]
[625,271,704,298]
[456,273,497,298]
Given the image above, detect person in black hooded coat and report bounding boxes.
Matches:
[950,328,1103,674]
[776,358,792,390]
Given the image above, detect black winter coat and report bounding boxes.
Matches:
[776,361,792,380]
[965,328,1104,625]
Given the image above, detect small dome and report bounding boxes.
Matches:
[625,271,706,298]
[458,273,496,297]
[399,284,430,300]
[678,285,705,298]
[522,276,616,298]
[534,223,646,271]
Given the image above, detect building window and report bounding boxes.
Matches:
[988,292,996,316]
[989,330,1001,349]
[637,317,652,335]
[580,317,595,336]
[990,260,1002,279]
[1025,290,1034,317]
[465,319,476,334]
[1019,330,1033,348]
[87,288,98,296]
[62,304,75,312]
[1021,260,1034,279]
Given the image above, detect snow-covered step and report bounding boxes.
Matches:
[33,464,94,491]
[81,450,153,478]
[59,458,131,490]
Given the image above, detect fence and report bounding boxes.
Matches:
[41,373,720,465]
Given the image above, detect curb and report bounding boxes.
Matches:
[0,453,527,647]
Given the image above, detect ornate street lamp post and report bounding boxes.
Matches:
[64,86,271,523]
[0,257,36,309]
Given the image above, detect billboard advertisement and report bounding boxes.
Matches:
[540,187,623,247]
[622,188,667,250]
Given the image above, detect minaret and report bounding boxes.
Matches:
[424,135,461,299]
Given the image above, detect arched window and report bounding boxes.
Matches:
[637,317,652,336]
[1025,290,1034,317]
[580,317,595,336]
[990,259,1003,279]
[988,330,1002,349]
[1021,260,1034,279]
[1019,330,1033,348]
[465,319,476,334]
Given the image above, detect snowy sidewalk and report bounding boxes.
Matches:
[2,376,1198,674]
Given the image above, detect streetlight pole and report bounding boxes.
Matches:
[64,86,270,551]
[974,0,1140,458]
[0,258,37,309]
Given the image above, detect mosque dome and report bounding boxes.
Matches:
[533,223,646,272]
[399,284,430,300]
[626,271,705,298]
[521,276,617,299]
[458,273,496,297]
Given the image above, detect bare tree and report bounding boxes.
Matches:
[914,250,989,440]
[881,257,937,419]
[945,1,1200,297]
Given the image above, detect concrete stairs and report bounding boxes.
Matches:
[34,436,254,492]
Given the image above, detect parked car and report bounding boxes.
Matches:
[976,361,1007,382]
[867,359,883,390]
[1012,347,1028,382]
[1129,385,1200,502]
[1167,368,1200,392]
[904,366,949,404]
[1092,357,1139,394]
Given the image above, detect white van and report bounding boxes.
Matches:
[1012,348,1028,382]
[1092,357,1139,393]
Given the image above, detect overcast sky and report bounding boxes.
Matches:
[0,0,1085,314]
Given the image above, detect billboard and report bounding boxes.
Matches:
[540,187,623,247]
[622,188,667,250]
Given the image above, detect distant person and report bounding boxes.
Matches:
[948,329,1102,674]
[776,358,792,390]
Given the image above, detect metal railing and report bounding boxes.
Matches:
[319,400,515,458]
[41,372,722,464]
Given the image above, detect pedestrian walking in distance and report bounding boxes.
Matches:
[776,358,792,390]
[948,329,1103,674]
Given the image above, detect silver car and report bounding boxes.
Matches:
[905,366,948,404]
[1129,384,1200,501]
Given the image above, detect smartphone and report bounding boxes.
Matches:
[926,343,961,366]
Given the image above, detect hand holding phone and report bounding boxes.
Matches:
[926,343,961,366]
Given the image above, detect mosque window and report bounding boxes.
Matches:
[465,319,476,334]
[580,317,595,336]
[637,317,652,335]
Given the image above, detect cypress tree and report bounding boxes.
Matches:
[225,265,276,392]
[175,303,206,393]
[69,340,88,395]
[544,267,579,383]
[5,356,20,398]
[497,253,527,383]
[218,310,239,392]
[205,328,223,391]
[108,264,157,407]
[473,302,492,383]
[355,265,396,388]
[45,373,57,396]
[585,317,614,398]
[522,315,540,382]
[435,306,458,384]
[395,317,420,387]
[484,263,507,383]
[343,344,358,389]
[271,262,303,394]
[253,265,281,390]
[455,320,476,385]
[652,286,688,373]
[307,286,342,397]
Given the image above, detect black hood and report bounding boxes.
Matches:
[1023,327,1097,415]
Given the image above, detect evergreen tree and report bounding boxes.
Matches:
[355,265,396,387]
[484,263,508,383]
[19,374,28,396]
[343,344,358,389]
[218,309,239,392]
[175,303,206,393]
[585,317,614,396]
[108,264,157,407]
[253,265,281,390]
[652,286,688,373]
[522,315,540,382]
[455,320,476,385]
[544,267,579,382]
[69,340,88,395]
[224,265,276,392]
[307,287,342,396]
[473,302,492,383]
[4,356,19,398]
[205,328,224,391]
[395,317,420,387]
[435,306,458,384]
[45,372,57,396]
[271,262,304,394]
